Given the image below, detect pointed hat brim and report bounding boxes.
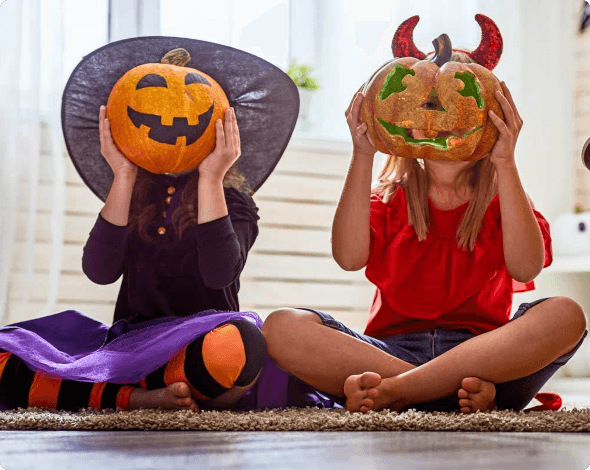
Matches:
[62,36,300,200]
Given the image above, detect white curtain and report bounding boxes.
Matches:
[0,0,66,323]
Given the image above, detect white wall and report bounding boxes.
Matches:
[501,1,581,310]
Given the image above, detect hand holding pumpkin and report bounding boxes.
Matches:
[198,107,241,182]
[346,92,378,157]
[488,81,523,168]
[99,105,138,177]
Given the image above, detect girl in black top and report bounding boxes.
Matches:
[0,106,266,413]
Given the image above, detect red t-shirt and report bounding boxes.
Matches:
[364,185,552,338]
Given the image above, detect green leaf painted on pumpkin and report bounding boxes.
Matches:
[455,72,484,109]
[380,66,415,101]
[377,119,482,149]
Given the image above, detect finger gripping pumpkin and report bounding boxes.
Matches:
[360,15,504,162]
[106,48,229,174]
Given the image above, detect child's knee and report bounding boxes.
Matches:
[223,319,266,387]
[262,308,322,343]
[262,308,296,337]
[185,320,266,400]
[555,296,586,337]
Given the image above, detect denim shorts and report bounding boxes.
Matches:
[296,298,588,411]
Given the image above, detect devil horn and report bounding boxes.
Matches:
[469,14,503,70]
[392,15,427,59]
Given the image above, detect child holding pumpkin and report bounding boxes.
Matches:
[262,15,588,413]
[0,86,263,414]
[84,103,261,411]
[0,39,300,412]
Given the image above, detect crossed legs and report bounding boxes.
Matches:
[0,319,266,412]
[343,296,586,412]
[262,297,587,413]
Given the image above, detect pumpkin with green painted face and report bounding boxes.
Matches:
[106,48,229,174]
[360,24,504,162]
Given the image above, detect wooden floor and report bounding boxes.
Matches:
[0,430,589,470]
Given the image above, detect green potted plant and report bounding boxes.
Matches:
[286,60,319,121]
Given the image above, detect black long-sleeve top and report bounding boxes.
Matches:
[82,170,259,324]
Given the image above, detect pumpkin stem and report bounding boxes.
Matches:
[161,48,191,66]
[430,34,452,66]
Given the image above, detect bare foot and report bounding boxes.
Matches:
[344,372,408,413]
[457,377,496,414]
[344,372,381,412]
[129,382,199,412]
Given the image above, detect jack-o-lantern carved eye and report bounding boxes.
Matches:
[380,65,415,100]
[136,73,168,90]
[455,72,484,109]
[185,72,211,86]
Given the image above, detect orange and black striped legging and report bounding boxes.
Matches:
[0,320,265,411]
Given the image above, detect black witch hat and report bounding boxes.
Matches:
[62,36,300,200]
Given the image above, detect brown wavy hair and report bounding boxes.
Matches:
[128,163,250,244]
[373,52,498,251]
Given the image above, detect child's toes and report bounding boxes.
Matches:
[457,388,469,399]
[170,382,191,398]
[459,398,471,409]
[366,388,379,399]
[359,399,374,413]
[359,372,382,390]
[461,377,482,392]
[362,398,374,409]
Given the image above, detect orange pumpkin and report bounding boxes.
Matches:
[361,54,503,162]
[106,49,229,174]
[361,17,504,163]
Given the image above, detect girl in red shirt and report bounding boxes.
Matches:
[262,53,588,413]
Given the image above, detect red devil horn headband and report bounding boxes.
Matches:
[392,14,503,70]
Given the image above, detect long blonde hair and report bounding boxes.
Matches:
[373,52,498,251]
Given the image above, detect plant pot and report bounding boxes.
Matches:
[298,88,314,121]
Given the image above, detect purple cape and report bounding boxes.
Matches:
[0,310,290,410]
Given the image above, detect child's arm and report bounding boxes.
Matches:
[488,83,545,283]
[191,189,259,290]
[332,93,378,271]
[192,107,253,289]
[82,106,137,285]
[97,105,138,227]
[197,107,239,224]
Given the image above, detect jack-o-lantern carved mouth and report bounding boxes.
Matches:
[127,104,215,146]
[377,120,482,149]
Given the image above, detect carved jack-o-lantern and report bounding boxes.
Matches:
[106,49,229,174]
[361,15,504,162]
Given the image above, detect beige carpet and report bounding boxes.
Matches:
[0,407,589,432]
